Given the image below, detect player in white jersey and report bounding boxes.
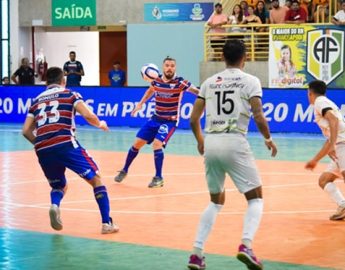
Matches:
[187,39,277,270]
[305,80,345,221]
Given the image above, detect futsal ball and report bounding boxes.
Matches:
[141,63,160,82]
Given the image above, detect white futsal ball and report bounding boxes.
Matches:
[141,63,160,82]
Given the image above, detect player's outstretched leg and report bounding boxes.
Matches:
[49,204,63,231]
[115,146,140,183]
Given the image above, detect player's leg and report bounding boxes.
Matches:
[148,122,176,188]
[188,135,225,270]
[224,136,263,270]
[38,152,67,231]
[115,137,147,182]
[63,144,119,233]
[115,120,154,182]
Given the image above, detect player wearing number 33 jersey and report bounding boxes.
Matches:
[22,67,119,234]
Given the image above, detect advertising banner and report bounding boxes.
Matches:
[144,3,213,22]
[269,25,345,88]
[0,86,344,134]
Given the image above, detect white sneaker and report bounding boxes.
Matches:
[101,217,119,234]
[330,205,345,221]
[49,204,63,231]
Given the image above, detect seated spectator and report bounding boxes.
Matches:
[270,0,289,24]
[2,77,10,85]
[108,61,126,87]
[285,0,307,23]
[207,3,228,60]
[240,0,250,16]
[243,5,262,31]
[229,4,246,35]
[255,1,270,24]
[11,57,35,85]
[332,0,345,25]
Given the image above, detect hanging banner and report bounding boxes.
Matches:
[269,25,345,88]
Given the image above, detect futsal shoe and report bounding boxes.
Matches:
[148,176,164,188]
[114,170,127,183]
[237,244,263,270]
[49,204,63,231]
[329,205,345,221]
[187,254,206,270]
[101,217,119,234]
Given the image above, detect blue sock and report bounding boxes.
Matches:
[50,189,64,206]
[154,149,164,178]
[94,186,110,224]
[123,146,139,172]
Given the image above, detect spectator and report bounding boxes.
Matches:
[229,4,246,36]
[11,57,35,85]
[255,0,270,24]
[240,0,250,16]
[244,5,262,26]
[207,3,228,61]
[285,0,292,8]
[2,77,10,85]
[270,0,289,23]
[332,0,345,25]
[108,61,126,87]
[63,51,84,87]
[285,0,307,23]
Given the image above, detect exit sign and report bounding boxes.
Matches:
[52,0,96,26]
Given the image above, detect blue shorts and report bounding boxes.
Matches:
[37,142,99,189]
[136,116,177,147]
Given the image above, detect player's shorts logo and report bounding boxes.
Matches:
[307,29,344,84]
[158,124,169,134]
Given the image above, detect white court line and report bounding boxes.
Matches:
[0,171,320,187]
[0,201,336,216]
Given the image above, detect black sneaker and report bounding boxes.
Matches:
[148,176,164,188]
[114,170,127,183]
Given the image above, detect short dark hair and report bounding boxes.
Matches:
[163,56,176,63]
[223,39,246,65]
[215,3,222,8]
[69,51,76,55]
[308,80,327,95]
[291,0,299,5]
[113,61,120,65]
[46,67,64,85]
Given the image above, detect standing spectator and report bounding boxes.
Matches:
[270,0,289,24]
[207,3,228,61]
[240,0,250,16]
[228,4,246,37]
[63,51,84,87]
[285,0,307,23]
[108,61,126,87]
[2,77,10,85]
[332,0,345,25]
[11,57,35,85]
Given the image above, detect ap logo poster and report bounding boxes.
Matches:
[269,25,345,88]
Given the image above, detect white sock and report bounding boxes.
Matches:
[324,182,345,207]
[242,198,263,248]
[193,202,223,252]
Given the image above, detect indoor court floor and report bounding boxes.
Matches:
[0,124,344,270]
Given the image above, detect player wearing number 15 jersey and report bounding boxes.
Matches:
[187,40,277,270]
[22,67,119,234]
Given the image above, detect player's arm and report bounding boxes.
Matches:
[187,86,200,95]
[306,109,338,170]
[131,86,155,116]
[22,116,36,144]
[250,96,277,157]
[75,101,108,131]
[190,97,205,155]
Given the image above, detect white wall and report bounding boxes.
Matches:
[35,30,100,85]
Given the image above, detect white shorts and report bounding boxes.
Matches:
[204,133,261,194]
[326,142,345,177]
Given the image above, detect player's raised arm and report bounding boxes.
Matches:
[250,96,277,157]
[131,86,155,116]
[75,101,109,131]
